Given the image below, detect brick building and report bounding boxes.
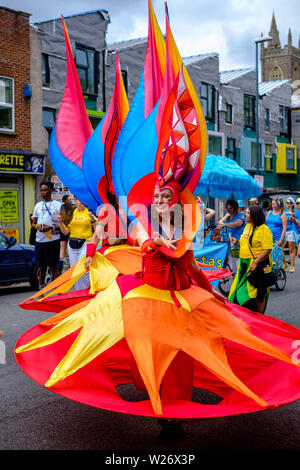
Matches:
[0,7,46,243]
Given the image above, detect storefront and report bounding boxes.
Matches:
[0,149,45,243]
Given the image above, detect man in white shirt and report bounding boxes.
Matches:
[31,181,62,289]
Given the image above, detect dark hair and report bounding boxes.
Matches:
[226,199,238,210]
[62,194,71,202]
[248,205,265,246]
[262,200,270,209]
[40,181,54,190]
[273,197,284,213]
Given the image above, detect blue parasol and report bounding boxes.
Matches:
[193,155,262,200]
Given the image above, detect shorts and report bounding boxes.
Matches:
[60,231,69,242]
[285,231,296,243]
[35,240,60,267]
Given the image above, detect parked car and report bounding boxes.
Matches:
[0,231,41,290]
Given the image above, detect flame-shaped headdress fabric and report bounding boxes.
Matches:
[155,66,201,193]
[82,52,129,206]
[49,16,98,213]
[111,0,166,209]
[125,5,207,256]
[155,4,207,193]
[144,0,166,118]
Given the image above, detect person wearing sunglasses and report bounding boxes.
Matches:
[249,198,259,206]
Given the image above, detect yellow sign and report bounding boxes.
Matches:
[0,190,19,223]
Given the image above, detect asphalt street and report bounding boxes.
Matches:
[1,258,300,453]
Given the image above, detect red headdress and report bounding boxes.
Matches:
[128,65,205,257]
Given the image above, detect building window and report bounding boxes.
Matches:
[244,94,255,130]
[279,105,289,137]
[226,138,236,160]
[286,147,295,170]
[265,143,273,171]
[208,135,222,155]
[43,107,56,138]
[75,45,98,94]
[200,82,215,122]
[121,69,128,94]
[0,76,14,132]
[42,53,50,86]
[265,108,270,131]
[251,141,262,170]
[225,103,233,124]
[270,65,283,80]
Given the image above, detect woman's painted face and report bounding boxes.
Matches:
[153,188,174,214]
[272,199,279,210]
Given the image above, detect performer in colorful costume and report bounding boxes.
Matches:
[19,5,230,315]
[15,3,300,437]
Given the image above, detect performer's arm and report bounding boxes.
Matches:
[136,222,151,247]
[84,222,105,270]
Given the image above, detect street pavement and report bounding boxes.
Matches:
[1,258,300,452]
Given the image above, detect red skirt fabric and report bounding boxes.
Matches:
[15,272,300,419]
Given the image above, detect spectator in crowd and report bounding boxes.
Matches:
[284,197,298,272]
[217,199,245,274]
[31,181,62,290]
[58,198,95,290]
[266,198,287,269]
[229,205,273,314]
[291,197,300,258]
[262,199,271,217]
[249,198,259,206]
[58,194,75,274]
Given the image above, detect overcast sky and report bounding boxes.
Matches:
[1,0,299,71]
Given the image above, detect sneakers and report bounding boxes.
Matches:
[290,266,295,273]
[283,263,289,270]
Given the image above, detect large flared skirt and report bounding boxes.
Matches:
[15,284,300,419]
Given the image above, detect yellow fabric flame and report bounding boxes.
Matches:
[16,280,124,388]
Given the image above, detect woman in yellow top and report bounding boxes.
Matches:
[58,198,95,290]
[228,205,273,314]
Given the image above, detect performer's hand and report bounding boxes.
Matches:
[85,256,93,270]
[153,232,179,250]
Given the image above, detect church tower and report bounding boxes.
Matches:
[260,13,300,88]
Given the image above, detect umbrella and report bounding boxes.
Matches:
[194,155,262,200]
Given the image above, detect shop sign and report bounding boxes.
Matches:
[254,174,264,190]
[0,151,45,174]
[0,190,19,223]
[51,175,72,200]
